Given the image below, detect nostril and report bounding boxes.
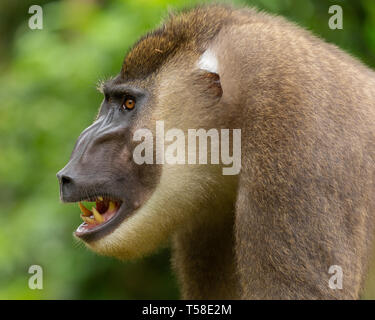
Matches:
[61,176,72,185]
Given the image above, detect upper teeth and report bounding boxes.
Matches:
[78,199,116,224]
[79,202,92,217]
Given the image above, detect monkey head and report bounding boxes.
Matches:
[57,7,238,259]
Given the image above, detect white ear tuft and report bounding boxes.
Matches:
[197,49,218,74]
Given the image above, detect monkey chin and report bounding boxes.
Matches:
[78,165,237,260]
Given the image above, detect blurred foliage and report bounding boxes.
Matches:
[0,0,374,299]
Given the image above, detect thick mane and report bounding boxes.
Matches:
[121,4,236,80]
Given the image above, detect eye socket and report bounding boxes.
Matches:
[122,96,136,110]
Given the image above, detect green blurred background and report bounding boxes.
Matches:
[0,0,374,299]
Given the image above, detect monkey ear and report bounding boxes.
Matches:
[193,49,222,99]
[192,70,223,99]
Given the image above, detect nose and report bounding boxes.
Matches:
[57,169,77,201]
[57,169,74,184]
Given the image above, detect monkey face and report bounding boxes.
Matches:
[57,76,161,246]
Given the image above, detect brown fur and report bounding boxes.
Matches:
[153,5,375,299]
[68,4,375,299]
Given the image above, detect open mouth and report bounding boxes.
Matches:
[74,196,126,241]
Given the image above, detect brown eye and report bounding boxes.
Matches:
[122,96,136,110]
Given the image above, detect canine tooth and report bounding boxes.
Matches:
[81,215,96,224]
[79,202,92,217]
[92,207,104,223]
[108,201,116,212]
